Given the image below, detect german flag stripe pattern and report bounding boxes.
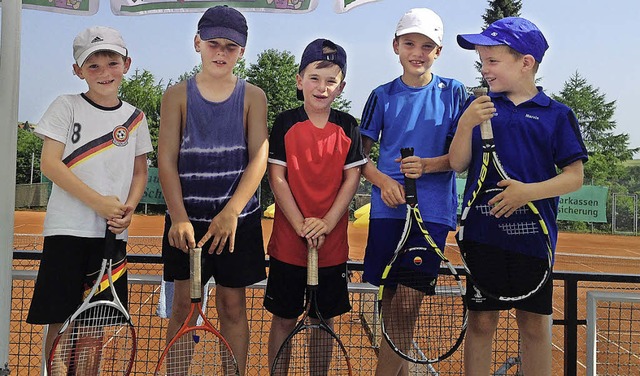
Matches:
[63,109,143,169]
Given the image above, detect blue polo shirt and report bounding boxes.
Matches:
[360,75,468,229]
[459,87,588,258]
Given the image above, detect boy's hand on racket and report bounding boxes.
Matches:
[107,205,135,234]
[459,95,495,130]
[397,154,423,179]
[94,195,127,220]
[490,179,532,218]
[198,208,238,255]
[306,234,326,250]
[168,220,196,252]
[302,217,330,243]
[379,174,406,208]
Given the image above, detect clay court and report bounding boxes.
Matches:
[10,210,640,375]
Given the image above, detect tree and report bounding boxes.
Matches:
[119,69,166,166]
[16,126,42,184]
[474,0,522,85]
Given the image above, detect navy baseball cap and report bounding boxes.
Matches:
[457,17,549,62]
[197,6,248,47]
[297,38,347,100]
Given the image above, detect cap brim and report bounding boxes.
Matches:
[76,45,127,67]
[457,33,502,50]
[199,27,247,47]
[396,27,442,46]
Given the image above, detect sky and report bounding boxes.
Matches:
[8,0,640,154]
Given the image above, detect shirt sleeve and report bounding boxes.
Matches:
[344,116,368,170]
[34,96,73,143]
[359,90,383,142]
[268,112,287,167]
[135,112,154,156]
[553,109,589,168]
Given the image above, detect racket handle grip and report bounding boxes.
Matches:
[190,247,202,301]
[400,147,417,206]
[104,228,117,259]
[472,87,494,139]
[307,246,318,287]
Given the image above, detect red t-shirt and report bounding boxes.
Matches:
[267,107,367,267]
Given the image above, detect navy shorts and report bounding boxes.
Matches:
[462,241,553,315]
[162,213,267,287]
[27,235,128,324]
[363,218,451,286]
[263,257,351,320]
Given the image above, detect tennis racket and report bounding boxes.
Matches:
[271,245,352,375]
[456,87,553,302]
[154,247,239,376]
[377,147,467,364]
[47,229,136,375]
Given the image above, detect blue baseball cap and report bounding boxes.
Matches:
[297,38,347,100]
[457,17,549,62]
[197,6,248,47]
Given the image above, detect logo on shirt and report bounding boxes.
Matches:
[525,114,540,120]
[112,125,129,147]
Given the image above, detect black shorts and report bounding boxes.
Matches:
[162,213,267,287]
[463,242,553,315]
[27,235,128,324]
[263,257,351,320]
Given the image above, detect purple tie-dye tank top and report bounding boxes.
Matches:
[178,77,259,224]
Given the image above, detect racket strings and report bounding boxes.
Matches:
[157,329,238,376]
[49,305,134,375]
[272,325,351,375]
[381,267,466,363]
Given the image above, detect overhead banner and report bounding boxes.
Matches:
[22,0,99,15]
[334,0,379,13]
[111,0,318,15]
[456,179,609,223]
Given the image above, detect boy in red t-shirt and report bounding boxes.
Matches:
[263,38,367,372]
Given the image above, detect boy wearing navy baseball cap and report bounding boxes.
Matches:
[263,38,366,373]
[450,17,587,375]
[159,6,268,374]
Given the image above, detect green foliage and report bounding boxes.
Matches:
[119,69,166,166]
[16,126,43,184]
[246,49,299,130]
[552,72,638,185]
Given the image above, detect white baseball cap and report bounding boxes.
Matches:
[395,8,444,46]
[73,26,128,67]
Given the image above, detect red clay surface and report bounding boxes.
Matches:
[14,210,640,271]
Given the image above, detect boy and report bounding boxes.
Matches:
[359,8,467,375]
[157,6,268,375]
[450,17,587,375]
[27,25,153,365]
[263,38,367,373]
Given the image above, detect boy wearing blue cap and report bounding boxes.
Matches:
[450,17,587,375]
[360,8,468,375]
[263,38,367,372]
[158,6,268,374]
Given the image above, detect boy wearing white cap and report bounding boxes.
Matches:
[27,26,153,361]
[360,8,468,375]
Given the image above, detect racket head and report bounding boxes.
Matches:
[458,187,552,301]
[378,246,467,363]
[271,245,352,375]
[48,297,136,375]
[271,319,352,375]
[154,306,240,376]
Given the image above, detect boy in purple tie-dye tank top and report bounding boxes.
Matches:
[158,6,268,374]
